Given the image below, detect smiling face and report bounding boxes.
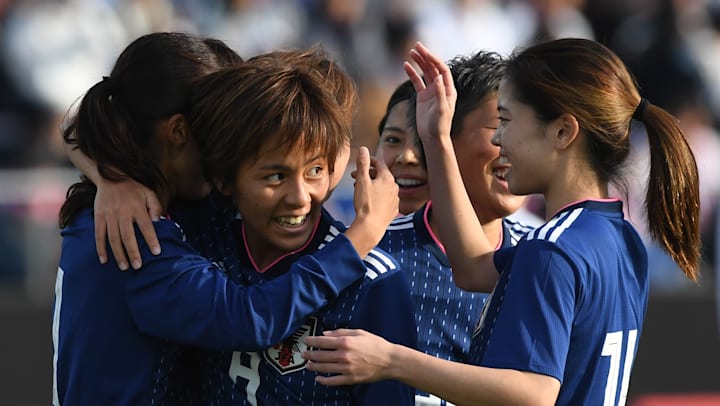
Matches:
[231,135,331,267]
[492,79,555,196]
[452,96,526,223]
[375,100,429,214]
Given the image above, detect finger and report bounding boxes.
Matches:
[302,349,341,363]
[324,328,363,337]
[305,360,343,374]
[410,45,440,82]
[94,214,108,264]
[432,74,447,108]
[415,43,455,99]
[106,217,128,271]
[304,335,341,350]
[315,372,352,387]
[403,61,426,92]
[136,214,160,256]
[146,191,163,222]
[368,156,390,178]
[119,216,142,270]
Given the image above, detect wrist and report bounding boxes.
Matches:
[385,343,410,381]
[344,219,377,258]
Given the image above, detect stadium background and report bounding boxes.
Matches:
[0,0,718,404]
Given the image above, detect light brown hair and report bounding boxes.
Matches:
[189,49,352,193]
[505,38,700,280]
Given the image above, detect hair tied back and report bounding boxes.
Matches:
[101,75,117,95]
[633,98,648,121]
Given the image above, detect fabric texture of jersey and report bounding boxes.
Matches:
[187,207,417,405]
[469,200,649,406]
[53,201,372,405]
[380,202,532,405]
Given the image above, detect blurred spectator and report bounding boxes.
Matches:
[1,0,129,167]
[415,0,526,59]
[206,0,305,58]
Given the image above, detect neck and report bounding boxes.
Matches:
[544,181,608,220]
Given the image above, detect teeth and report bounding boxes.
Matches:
[277,215,307,226]
[498,156,509,165]
[493,169,507,180]
[396,178,425,187]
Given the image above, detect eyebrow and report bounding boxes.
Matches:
[381,126,407,133]
[258,155,325,171]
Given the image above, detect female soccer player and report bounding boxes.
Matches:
[184,53,416,405]
[375,79,428,215]
[303,39,701,405]
[377,50,535,405]
[55,33,399,404]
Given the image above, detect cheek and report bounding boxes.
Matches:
[375,146,395,167]
[310,178,332,202]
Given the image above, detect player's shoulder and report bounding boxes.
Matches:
[150,216,189,242]
[503,217,536,244]
[362,247,401,282]
[384,212,416,232]
[316,221,345,251]
[523,206,595,247]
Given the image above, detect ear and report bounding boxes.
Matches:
[167,113,189,147]
[547,113,579,151]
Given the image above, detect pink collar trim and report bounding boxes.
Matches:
[242,215,321,273]
[552,197,621,218]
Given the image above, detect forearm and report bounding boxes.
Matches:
[344,221,379,258]
[422,135,497,291]
[389,345,557,406]
[129,231,367,350]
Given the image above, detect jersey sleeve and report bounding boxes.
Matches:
[348,249,417,405]
[125,219,368,351]
[481,240,577,382]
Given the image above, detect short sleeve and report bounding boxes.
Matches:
[480,240,577,382]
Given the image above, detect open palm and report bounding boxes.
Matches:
[403,42,457,143]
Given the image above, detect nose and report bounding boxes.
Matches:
[284,178,312,208]
[491,129,501,147]
[395,143,421,165]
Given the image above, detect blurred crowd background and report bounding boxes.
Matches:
[0,0,719,404]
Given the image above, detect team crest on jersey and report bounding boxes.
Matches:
[263,317,318,375]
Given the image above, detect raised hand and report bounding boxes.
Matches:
[94,178,162,270]
[403,42,456,144]
[344,146,399,258]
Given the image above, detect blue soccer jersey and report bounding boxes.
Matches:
[193,208,417,405]
[470,200,649,406]
[380,202,532,405]
[53,205,375,405]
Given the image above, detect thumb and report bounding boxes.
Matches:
[354,146,371,185]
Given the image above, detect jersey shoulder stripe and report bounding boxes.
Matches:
[316,220,398,280]
[503,217,535,245]
[363,248,398,280]
[526,208,583,243]
[317,224,342,250]
[386,213,415,231]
